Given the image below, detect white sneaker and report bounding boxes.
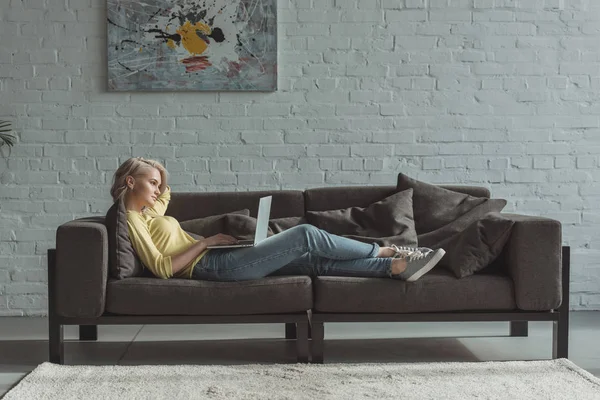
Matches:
[391,245,434,259]
[390,245,446,282]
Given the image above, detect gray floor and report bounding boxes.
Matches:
[1,311,599,397]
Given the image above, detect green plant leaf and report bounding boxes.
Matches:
[0,120,14,148]
[0,134,16,147]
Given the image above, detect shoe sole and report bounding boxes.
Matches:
[405,249,446,283]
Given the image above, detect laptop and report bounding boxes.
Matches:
[206,196,272,249]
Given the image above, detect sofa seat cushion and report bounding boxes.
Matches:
[313,269,516,313]
[105,276,313,315]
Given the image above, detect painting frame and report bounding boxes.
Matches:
[107,0,278,92]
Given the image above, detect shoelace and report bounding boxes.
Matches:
[391,245,430,262]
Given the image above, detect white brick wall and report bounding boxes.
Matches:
[0,0,599,316]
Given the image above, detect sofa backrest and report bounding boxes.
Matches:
[166,190,305,221]
[165,184,491,221]
[304,185,490,211]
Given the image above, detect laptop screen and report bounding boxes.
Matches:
[254,196,272,244]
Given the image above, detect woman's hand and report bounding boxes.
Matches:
[202,233,239,247]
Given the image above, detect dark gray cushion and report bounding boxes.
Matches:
[105,275,313,315]
[105,197,144,280]
[180,209,251,237]
[313,268,516,313]
[182,213,308,240]
[416,200,509,249]
[269,216,306,234]
[437,212,516,278]
[397,173,507,236]
[224,214,276,240]
[305,188,418,247]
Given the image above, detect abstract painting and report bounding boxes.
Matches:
[107,0,277,91]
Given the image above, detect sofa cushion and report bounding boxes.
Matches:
[224,214,276,239]
[269,216,306,234]
[181,211,278,240]
[105,197,145,280]
[180,209,250,235]
[313,268,516,313]
[397,173,507,237]
[438,212,516,278]
[305,188,418,247]
[416,202,509,250]
[105,275,313,315]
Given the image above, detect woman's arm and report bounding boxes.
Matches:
[172,233,240,274]
[171,240,208,274]
[145,185,171,216]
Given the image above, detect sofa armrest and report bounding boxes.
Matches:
[502,213,562,311]
[55,217,108,318]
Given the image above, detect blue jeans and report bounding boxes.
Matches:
[191,224,394,281]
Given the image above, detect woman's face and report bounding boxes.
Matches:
[126,167,162,211]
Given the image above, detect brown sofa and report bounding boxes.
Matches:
[48,184,570,364]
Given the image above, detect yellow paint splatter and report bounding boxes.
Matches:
[167,39,176,49]
[176,20,211,55]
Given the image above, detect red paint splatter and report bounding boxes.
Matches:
[226,57,255,78]
[181,56,211,72]
[226,61,243,78]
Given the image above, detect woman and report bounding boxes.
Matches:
[110,157,446,282]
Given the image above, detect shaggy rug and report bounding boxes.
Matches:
[3,358,600,399]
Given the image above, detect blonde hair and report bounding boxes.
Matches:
[110,157,168,203]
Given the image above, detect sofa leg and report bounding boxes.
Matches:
[49,319,64,364]
[510,321,528,337]
[295,322,309,363]
[553,246,570,359]
[311,322,324,364]
[48,248,64,365]
[79,325,98,341]
[285,323,296,340]
[553,317,569,359]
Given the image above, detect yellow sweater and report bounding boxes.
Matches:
[126,186,209,279]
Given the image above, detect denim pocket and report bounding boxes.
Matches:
[193,251,226,281]
[191,252,212,280]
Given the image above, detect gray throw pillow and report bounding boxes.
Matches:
[105,196,144,280]
[305,188,418,247]
[183,213,276,240]
[416,199,509,249]
[269,216,306,234]
[180,209,251,237]
[438,212,515,278]
[229,215,276,239]
[397,173,507,236]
